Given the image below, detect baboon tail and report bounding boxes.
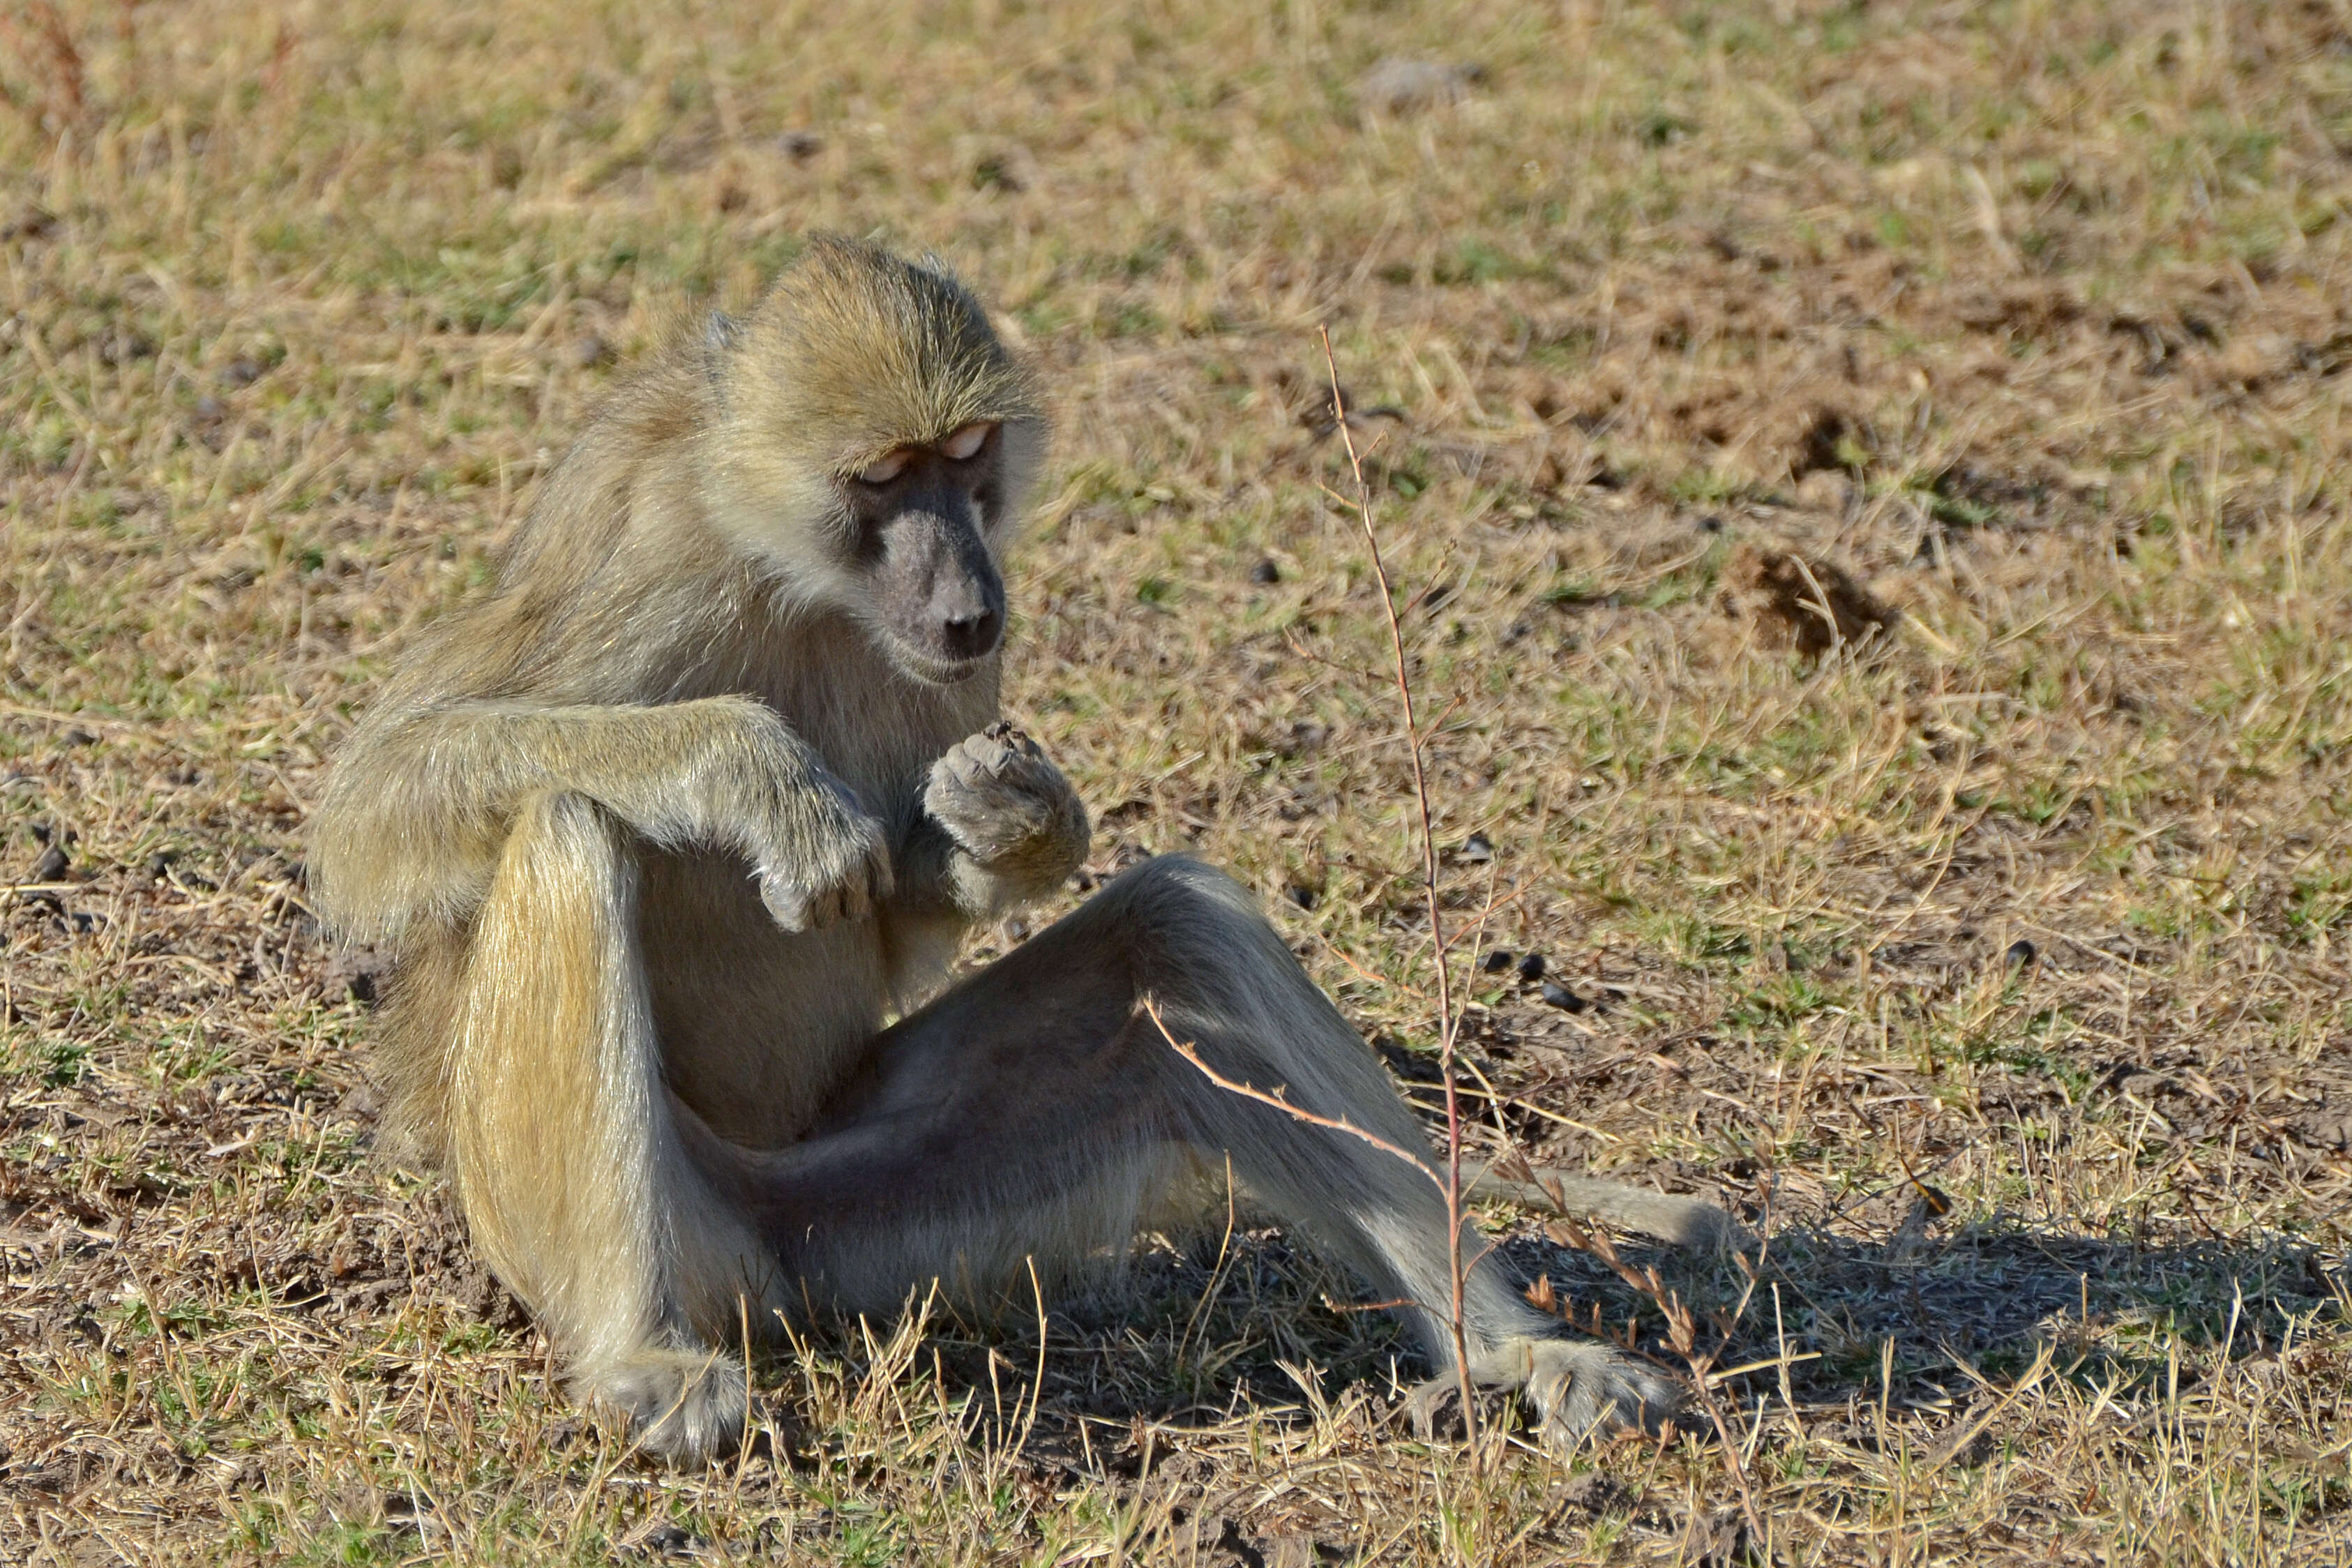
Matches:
[1466,1162,1750,1252]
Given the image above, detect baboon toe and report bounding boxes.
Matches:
[1519,1339,1684,1446]
[584,1348,750,1465]
[1406,1338,1685,1449]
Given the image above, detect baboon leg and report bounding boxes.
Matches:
[705,857,1687,1444]
[449,792,777,1459]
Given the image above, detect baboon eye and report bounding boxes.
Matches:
[854,449,910,486]
[940,422,994,462]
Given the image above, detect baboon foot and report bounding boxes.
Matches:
[1407,1337,1684,1449]
[582,1347,751,1464]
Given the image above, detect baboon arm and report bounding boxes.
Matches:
[882,811,1086,939]
[875,817,984,979]
[310,694,882,942]
[882,815,990,912]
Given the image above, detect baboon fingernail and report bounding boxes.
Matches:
[1480,950,1514,974]
[1516,952,1546,982]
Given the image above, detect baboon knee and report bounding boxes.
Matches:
[1090,857,1337,1045]
[1097,855,1270,952]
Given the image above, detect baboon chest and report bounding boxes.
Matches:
[636,847,894,1147]
[640,639,995,1147]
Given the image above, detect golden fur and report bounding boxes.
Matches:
[308,238,1737,1461]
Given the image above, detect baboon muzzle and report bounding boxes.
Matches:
[877,497,1004,673]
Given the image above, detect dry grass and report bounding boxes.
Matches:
[7,0,2352,1560]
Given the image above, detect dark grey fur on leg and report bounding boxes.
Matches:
[701,857,1735,1448]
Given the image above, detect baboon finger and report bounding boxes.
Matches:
[943,751,987,791]
[970,727,1036,774]
[837,868,870,922]
[757,874,814,933]
[963,734,1018,780]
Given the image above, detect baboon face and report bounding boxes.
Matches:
[840,420,1008,683]
[709,238,1046,686]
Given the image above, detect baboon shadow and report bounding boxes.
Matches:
[759,1212,2341,1476]
[1513,1214,2342,1412]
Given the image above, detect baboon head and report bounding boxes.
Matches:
[704,236,1048,685]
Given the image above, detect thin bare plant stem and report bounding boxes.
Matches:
[1143,999,1446,1200]
[1550,1210,1770,1543]
[1318,326,1480,1452]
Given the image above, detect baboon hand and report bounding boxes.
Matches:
[747,774,894,933]
[922,722,1090,881]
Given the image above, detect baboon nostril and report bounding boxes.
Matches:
[943,608,1000,658]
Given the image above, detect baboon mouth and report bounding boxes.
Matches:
[885,642,990,686]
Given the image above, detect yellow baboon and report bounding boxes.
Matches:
[309,237,1736,1461]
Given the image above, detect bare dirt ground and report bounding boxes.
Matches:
[6,1,2352,1561]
